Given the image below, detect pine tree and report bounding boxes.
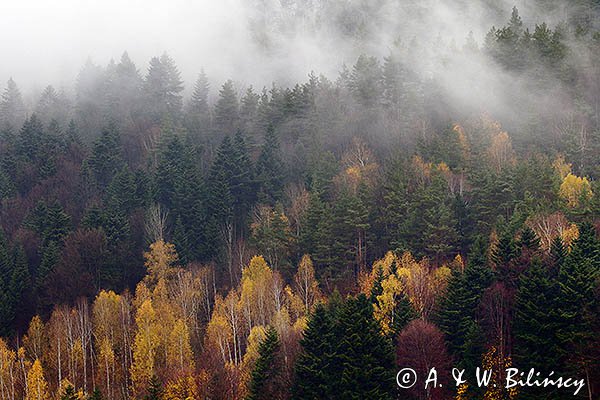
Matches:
[144,54,183,123]
[86,123,123,189]
[246,327,281,400]
[0,230,14,336]
[185,69,210,137]
[87,388,104,400]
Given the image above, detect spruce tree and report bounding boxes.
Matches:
[337,294,395,400]
[87,388,103,400]
[513,258,562,399]
[60,385,78,400]
[292,303,337,400]
[144,376,162,400]
[555,223,599,375]
[247,326,282,400]
[256,125,284,204]
[0,78,26,128]
[214,79,239,136]
[436,236,494,360]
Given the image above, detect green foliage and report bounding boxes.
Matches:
[436,237,494,361]
[246,326,282,400]
[60,385,78,400]
[144,375,163,400]
[293,295,395,400]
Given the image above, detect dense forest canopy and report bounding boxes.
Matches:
[0,0,599,399]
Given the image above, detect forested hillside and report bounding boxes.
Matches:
[0,4,599,400]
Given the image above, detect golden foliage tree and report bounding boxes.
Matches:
[25,360,48,400]
[130,300,160,396]
[559,173,592,208]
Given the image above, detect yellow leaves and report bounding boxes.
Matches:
[163,376,199,400]
[337,136,379,193]
[239,325,267,397]
[23,316,45,361]
[130,299,160,396]
[559,173,592,208]
[0,337,16,400]
[25,359,48,400]
[482,346,518,400]
[373,273,402,335]
[92,290,122,345]
[455,383,469,400]
[561,223,579,248]
[167,319,194,376]
[144,240,179,286]
[553,155,571,179]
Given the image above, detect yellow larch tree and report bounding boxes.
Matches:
[143,240,179,287]
[130,299,160,397]
[25,359,48,400]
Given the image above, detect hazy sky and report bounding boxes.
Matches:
[0,0,571,110]
[0,0,258,91]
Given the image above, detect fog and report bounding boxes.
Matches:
[0,0,592,120]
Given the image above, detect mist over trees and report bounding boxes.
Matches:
[0,1,599,399]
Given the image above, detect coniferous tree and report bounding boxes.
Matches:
[292,303,338,400]
[185,69,211,138]
[513,258,562,399]
[86,123,123,189]
[60,384,78,400]
[144,375,163,400]
[256,125,284,204]
[337,294,395,400]
[555,223,599,377]
[247,326,282,400]
[0,78,26,128]
[214,79,239,136]
[437,237,494,360]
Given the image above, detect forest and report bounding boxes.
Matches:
[0,1,600,399]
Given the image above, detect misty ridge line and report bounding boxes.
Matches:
[0,0,592,107]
